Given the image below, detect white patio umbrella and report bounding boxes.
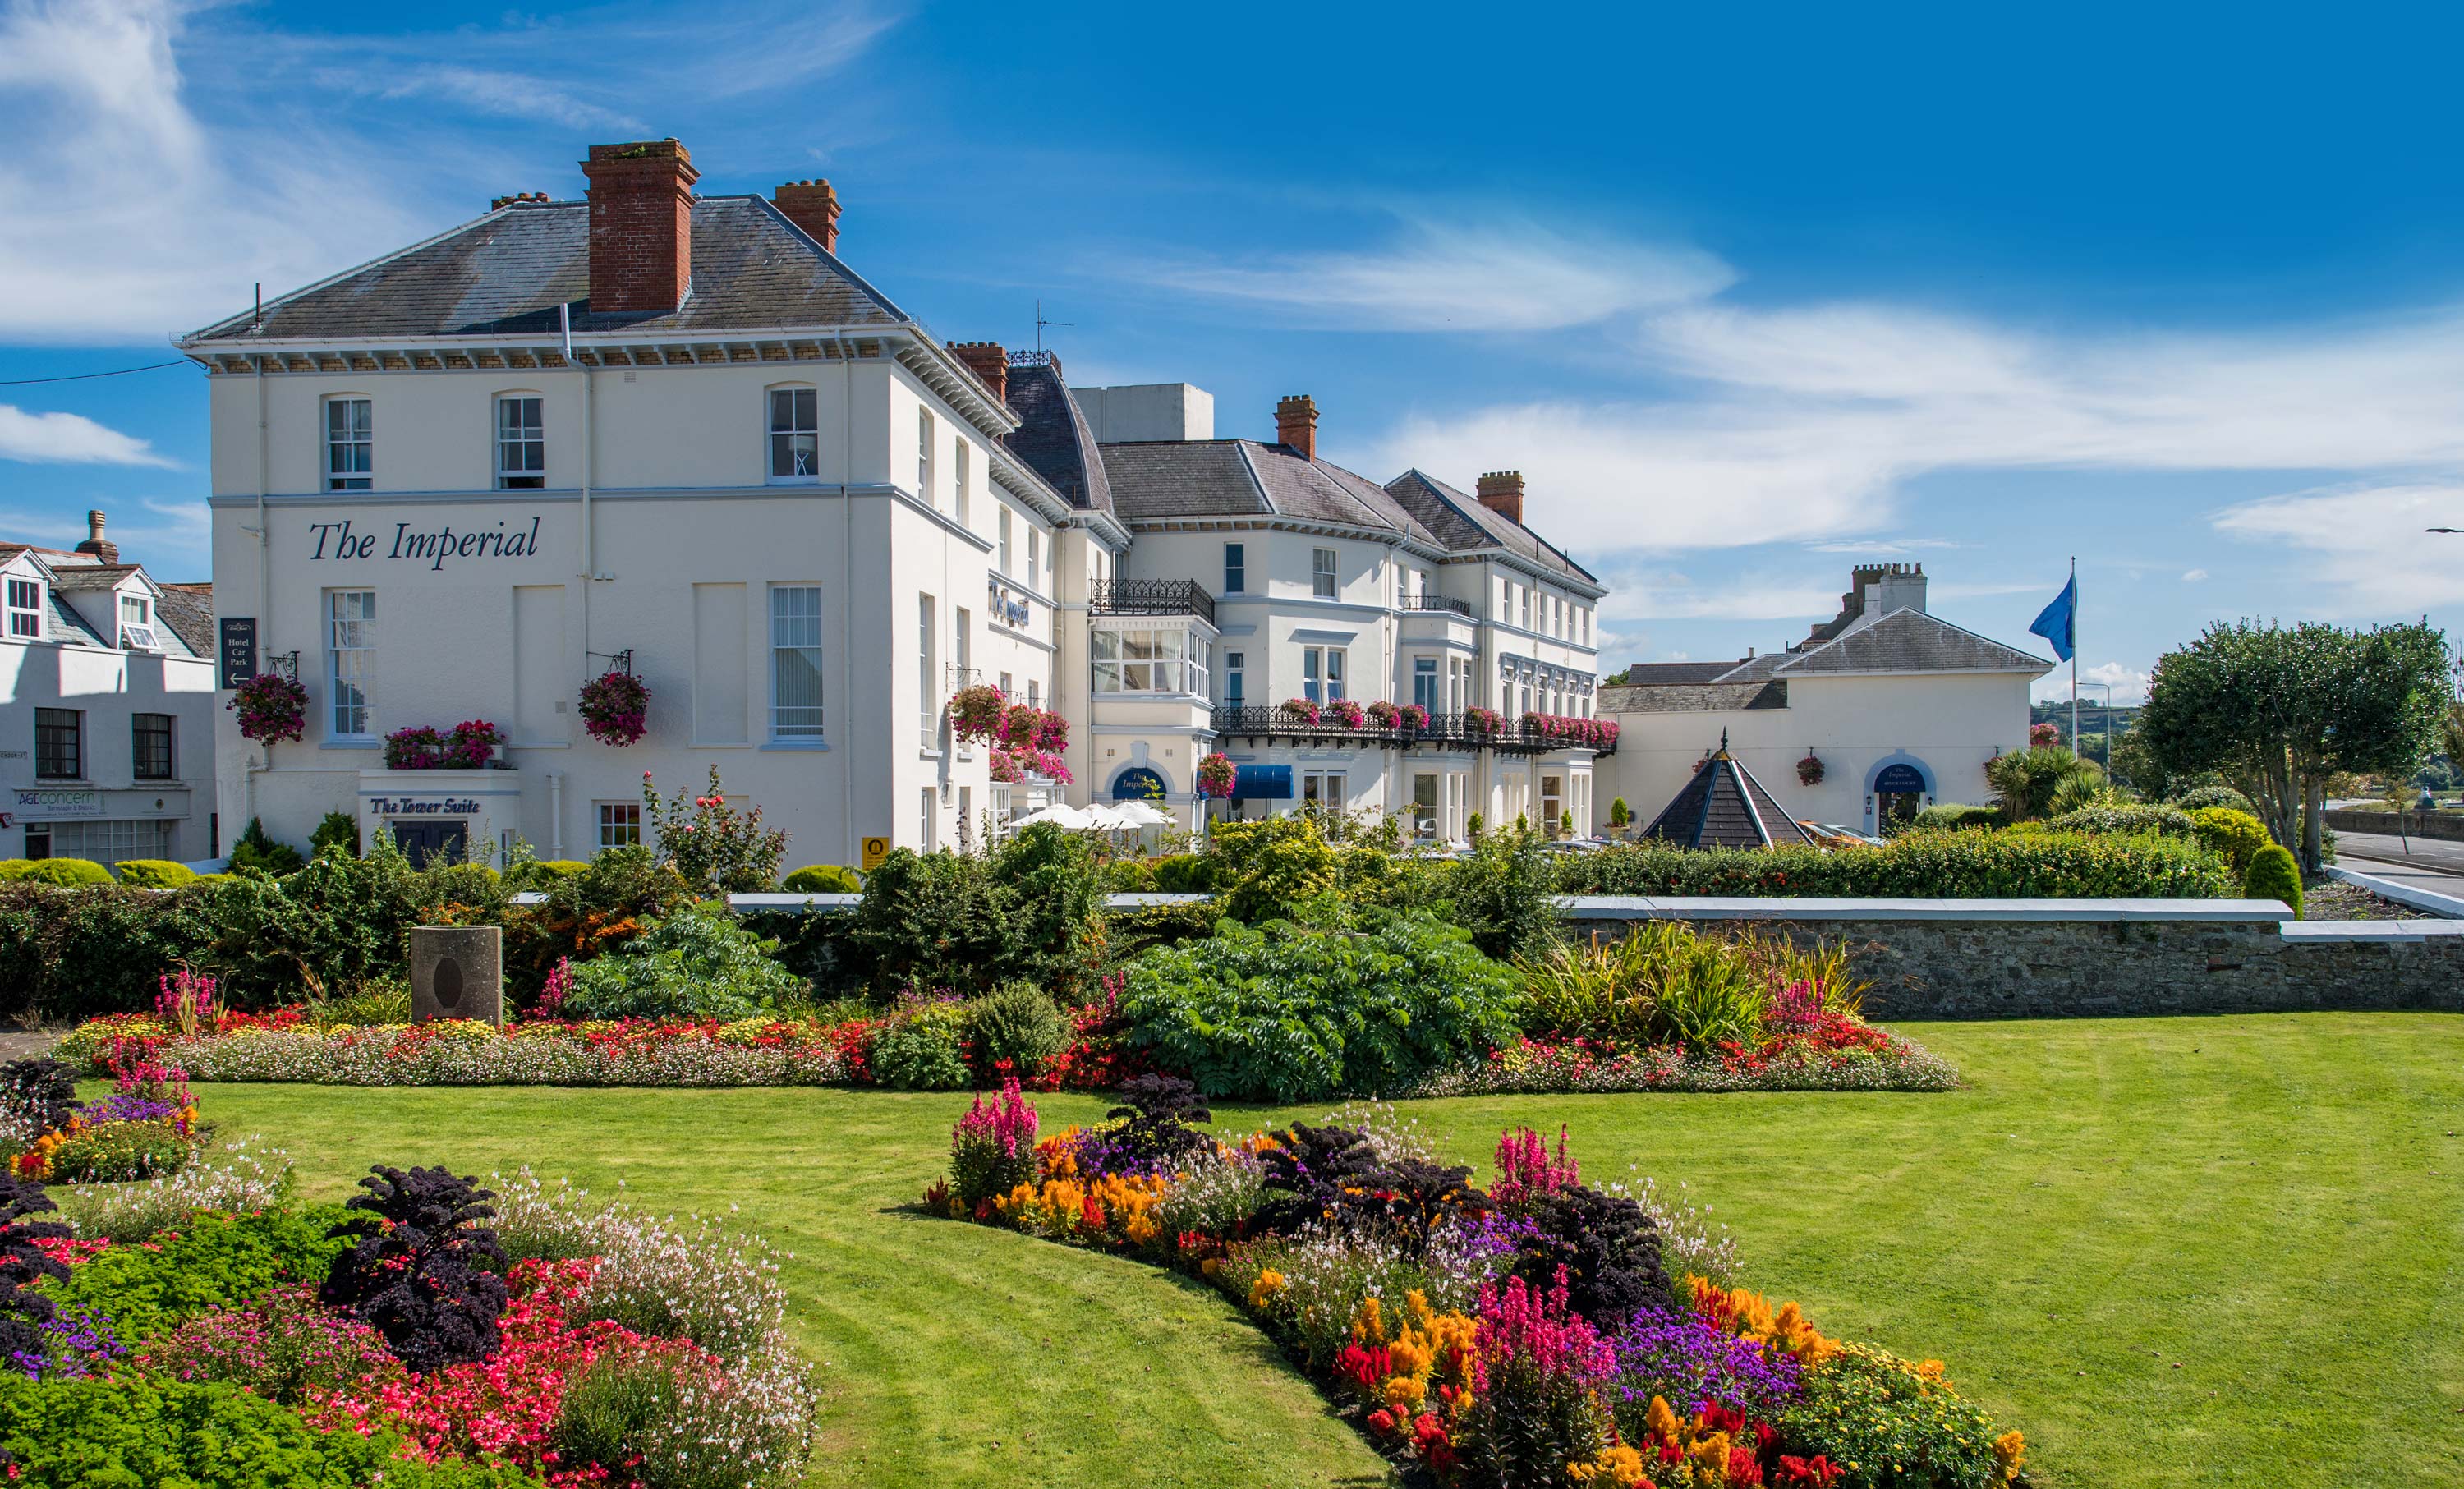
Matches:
[1009,802,1100,830]
[1102,800,1174,829]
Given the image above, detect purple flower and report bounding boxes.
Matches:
[16,1307,125,1381]
[1610,1310,1804,1421]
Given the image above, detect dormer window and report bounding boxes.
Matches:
[119,594,159,650]
[6,578,39,639]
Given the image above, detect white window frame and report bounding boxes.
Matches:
[1413,656,1439,711]
[918,409,936,505]
[999,508,1014,574]
[919,787,937,851]
[954,439,970,526]
[1027,528,1041,589]
[327,590,376,739]
[1302,770,1348,811]
[596,802,642,849]
[1093,627,1204,696]
[767,386,821,482]
[6,577,41,640]
[495,394,545,489]
[769,584,825,740]
[1312,547,1337,599]
[325,397,372,491]
[918,594,938,751]
[1224,541,1247,594]
[1223,650,1245,708]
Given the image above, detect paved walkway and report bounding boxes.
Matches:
[2331,830,2464,899]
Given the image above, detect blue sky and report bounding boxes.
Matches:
[8,1,2464,702]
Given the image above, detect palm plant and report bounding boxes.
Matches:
[1987,746,2103,821]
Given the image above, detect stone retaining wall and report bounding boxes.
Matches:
[2324,808,2464,843]
[1561,898,2464,1019]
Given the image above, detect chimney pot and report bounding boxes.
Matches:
[75,508,117,565]
[774,177,843,254]
[1475,470,1526,526]
[946,341,1008,405]
[1275,394,1318,461]
[581,138,699,315]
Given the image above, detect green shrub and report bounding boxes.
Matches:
[1149,854,1214,894]
[561,901,803,1021]
[2044,803,2200,839]
[1119,908,1527,1101]
[1524,921,1790,1048]
[304,974,412,1027]
[965,981,1068,1080]
[2172,784,2258,815]
[2244,843,2303,915]
[0,880,228,1021]
[1557,830,2233,899]
[1772,1347,2004,1489]
[0,1373,523,1488]
[2189,806,2270,875]
[113,858,199,889]
[227,818,305,877]
[1910,804,2007,832]
[1102,858,1159,893]
[2,858,113,886]
[1206,816,1342,923]
[309,811,361,859]
[844,825,1104,1000]
[41,1116,198,1183]
[504,858,589,889]
[45,1204,354,1345]
[870,999,972,1090]
[779,863,862,894]
[1446,828,1561,961]
[987,825,1107,996]
[1985,746,2101,821]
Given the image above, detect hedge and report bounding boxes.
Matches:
[1556,829,2235,899]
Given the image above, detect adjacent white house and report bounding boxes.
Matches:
[174,136,1611,866]
[0,512,219,866]
[1599,564,2051,836]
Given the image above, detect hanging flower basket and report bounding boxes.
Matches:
[1196,751,1237,798]
[991,746,1073,786]
[228,673,307,746]
[1798,751,1826,786]
[578,670,650,747]
[949,683,1009,745]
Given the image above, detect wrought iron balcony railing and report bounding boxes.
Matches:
[1208,706,1617,756]
[1400,592,1474,617]
[1090,578,1216,627]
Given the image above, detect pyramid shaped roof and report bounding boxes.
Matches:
[1640,734,1817,850]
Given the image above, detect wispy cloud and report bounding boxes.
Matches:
[1140,222,1734,333]
[2210,480,2464,614]
[0,402,173,465]
[2181,568,2209,581]
[0,0,900,342]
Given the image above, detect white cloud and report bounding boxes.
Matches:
[0,402,172,465]
[1140,223,1735,333]
[0,0,899,342]
[2035,662,2153,706]
[2181,568,2209,581]
[2210,480,2464,613]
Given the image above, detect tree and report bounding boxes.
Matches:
[2135,620,2448,877]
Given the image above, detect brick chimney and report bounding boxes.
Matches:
[74,509,117,565]
[489,191,550,211]
[946,342,1008,404]
[1476,471,1525,526]
[773,179,842,253]
[581,139,699,315]
[1275,394,1317,460]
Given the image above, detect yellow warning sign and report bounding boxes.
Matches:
[860,836,890,872]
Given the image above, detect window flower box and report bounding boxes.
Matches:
[1279,697,1321,725]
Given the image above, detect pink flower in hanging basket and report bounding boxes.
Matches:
[578,670,650,746]
[228,673,308,745]
[1196,751,1237,798]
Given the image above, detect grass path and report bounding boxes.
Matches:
[185,1013,2464,1488]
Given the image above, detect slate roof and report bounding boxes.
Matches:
[1640,742,1816,850]
[1098,440,1439,543]
[155,583,215,656]
[1383,469,1597,584]
[1772,609,2048,677]
[1612,659,1748,685]
[185,197,909,342]
[1001,357,1112,512]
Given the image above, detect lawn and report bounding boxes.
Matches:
[169,1013,2462,1489]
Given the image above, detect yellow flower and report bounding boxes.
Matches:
[1567,1444,1653,1486]
[1249,1270,1285,1311]
[1381,1376,1426,1413]
[1644,1395,1680,1446]
[1993,1431,2026,1481]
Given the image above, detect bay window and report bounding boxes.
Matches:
[1093,627,1207,695]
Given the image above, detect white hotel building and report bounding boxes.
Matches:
[177,138,1609,866]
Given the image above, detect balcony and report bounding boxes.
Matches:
[1210,707,1616,756]
[1400,592,1474,618]
[1091,578,1216,627]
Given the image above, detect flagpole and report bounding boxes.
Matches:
[2068,556,2079,759]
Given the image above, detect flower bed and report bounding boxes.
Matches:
[2,1145,817,1487]
[926,1082,2029,1489]
[3,1046,205,1183]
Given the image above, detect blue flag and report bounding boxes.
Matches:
[2029,576,2076,663]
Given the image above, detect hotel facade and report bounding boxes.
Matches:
[178,138,1610,866]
